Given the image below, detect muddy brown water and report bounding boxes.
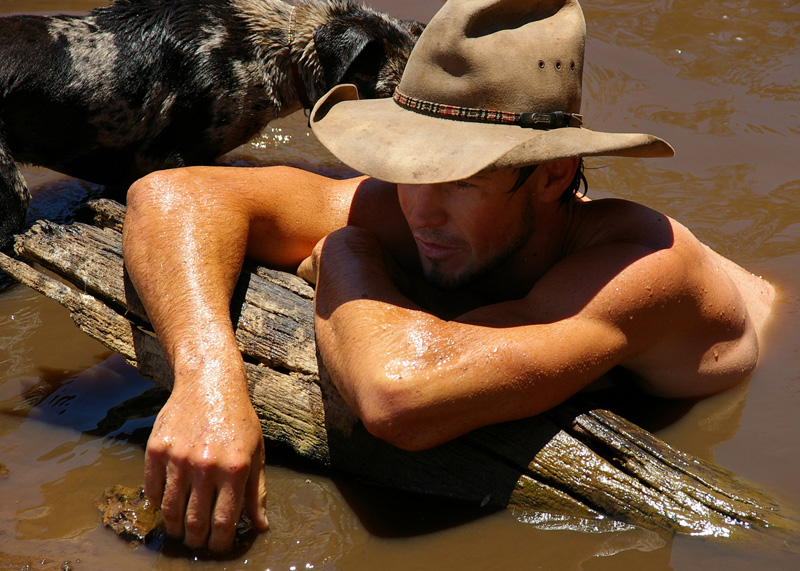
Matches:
[1,0,799,569]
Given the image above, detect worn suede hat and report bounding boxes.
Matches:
[309,0,674,184]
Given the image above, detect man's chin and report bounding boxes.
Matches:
[423,254,516,292]
[423,265,476,291]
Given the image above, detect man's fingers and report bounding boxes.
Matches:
[143,447,166,507]
[160,462,189,539]
[245,457,269,532]
[297,236,326,284]
[208,482,245,553]
[183,478,215,550]
[143,392,269,552]
[297,254,317,284]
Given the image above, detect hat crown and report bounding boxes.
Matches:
[309,0,673,186]
[398,0,585,114]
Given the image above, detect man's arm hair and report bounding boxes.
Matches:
[122,165,360,551]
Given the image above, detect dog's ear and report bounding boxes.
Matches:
[313,22,386,95]
[401,20,426,39]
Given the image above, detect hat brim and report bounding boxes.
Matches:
[310,85,674,185]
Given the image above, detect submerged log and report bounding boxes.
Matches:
[0,199,794,540]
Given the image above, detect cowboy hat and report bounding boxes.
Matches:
[310,0,674,184]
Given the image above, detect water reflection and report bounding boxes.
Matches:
[585,0,800,95]
[0,302,42,389]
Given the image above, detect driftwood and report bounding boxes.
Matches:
[0,198,794,541]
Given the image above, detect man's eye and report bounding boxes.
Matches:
[454,180,472,188]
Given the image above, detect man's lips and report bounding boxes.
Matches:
[414,236,460,260]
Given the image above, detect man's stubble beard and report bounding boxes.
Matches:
[422,205,536,292]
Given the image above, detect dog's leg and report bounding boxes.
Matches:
[0,130,30,251]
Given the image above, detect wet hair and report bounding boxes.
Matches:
[560,157,587,203]
[509,164,539,192]
[508,158,588,203]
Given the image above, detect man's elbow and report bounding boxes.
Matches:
[126,170,190,222]
[356,377,445,452]
[361,412,439,451]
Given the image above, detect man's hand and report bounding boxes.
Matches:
[298,227,410,294]
[297,235,326,285]
[144,360,269,553]
[298,228,388,288]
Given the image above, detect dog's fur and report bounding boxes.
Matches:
[0,0,423,248]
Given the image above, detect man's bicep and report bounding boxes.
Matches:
[242,167,365,269]
[453,241,693,396]
[451,242,677,384]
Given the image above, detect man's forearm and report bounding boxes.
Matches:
[123,171,250,372]
[311,227,461,449]
[122,169,269,551]
[310,227,595,451]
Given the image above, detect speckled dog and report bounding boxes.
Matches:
[0,0,423,249]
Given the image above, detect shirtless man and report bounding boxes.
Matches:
[122,0,774,553]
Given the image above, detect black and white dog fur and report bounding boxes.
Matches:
[0,0,423,249]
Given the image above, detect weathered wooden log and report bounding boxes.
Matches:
[0,199,794,540]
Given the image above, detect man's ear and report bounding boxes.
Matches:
[538,158,580,203]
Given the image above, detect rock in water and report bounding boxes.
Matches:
[96,484,164,542]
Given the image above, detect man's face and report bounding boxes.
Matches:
[397,169,537,290]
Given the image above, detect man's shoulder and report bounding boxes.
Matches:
[533,197,745,334]
[348,177,399,211]
[347,178,419,257]
[567,197,773,394]
[574,197,677,251]
[570,197,745,300]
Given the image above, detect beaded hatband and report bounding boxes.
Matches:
[393,88,583,129]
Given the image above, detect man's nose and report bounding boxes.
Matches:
[403,184,448,228]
